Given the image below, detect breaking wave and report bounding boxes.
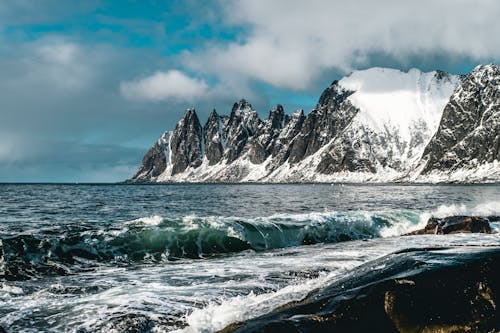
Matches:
[0,210,426,280]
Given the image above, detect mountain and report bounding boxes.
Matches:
[130,65,499,183]
[414,64,500,182]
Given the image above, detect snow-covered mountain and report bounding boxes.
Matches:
[130,65,500,183]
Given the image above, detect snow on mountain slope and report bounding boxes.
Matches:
[414,64,500,182]
[340,68,459,144]
[270,68,461,181]
[130,66,500,183]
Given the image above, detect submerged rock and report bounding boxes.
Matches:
[218,247,500,333]
[405,215,493,235]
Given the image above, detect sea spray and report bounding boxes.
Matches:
[0,210,425,280]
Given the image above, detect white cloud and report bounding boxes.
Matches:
[37,42,79,65]
[33,41,96,89]
[184,0,500,90]
[120,70,210,102]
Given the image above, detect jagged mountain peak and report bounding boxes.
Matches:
[291,109,304,118]
[433,69,458,82]
[130,65,499,183]
[176,108,200,127]
[231,99,254,114]
[316,79,353,111]
[472,63,499,72]
[466,64,500,86]
[183,108,197,116]
[266,104,286,128]
[270,104,284,113]
[207,108,218,118]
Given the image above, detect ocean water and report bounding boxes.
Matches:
[1,183,500,332]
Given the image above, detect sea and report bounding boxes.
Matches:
[1,183,500,332]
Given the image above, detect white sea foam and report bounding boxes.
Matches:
[0,283,23,295]
[125,215,164,226]
[432,201,500,218]
[177,272,335,333]
[379,212,430,238]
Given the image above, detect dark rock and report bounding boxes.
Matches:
[204,110,226,166]
[99,313,154,333]
[169,109,204,175]
[404,216,492,235]
[131,132,169,181]
[268,109,305,168]
[421,64,500,173]
[224,100,263,163]
[248,105,288,165]
[218,247,500,333]
[288,82,357,164]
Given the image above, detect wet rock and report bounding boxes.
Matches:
[404,215,492,235]
[219,247,500,333]
[97,313,154,333]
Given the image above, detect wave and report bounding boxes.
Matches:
[4,200,499,280]
[0,210,425,280]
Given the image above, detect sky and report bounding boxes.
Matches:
[0,0,499,182]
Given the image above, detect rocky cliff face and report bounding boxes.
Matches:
[168,109,204,175]
[132,132,169,182]
[419,64,500,179]
[203,110,226,166]
[130,65,500,183]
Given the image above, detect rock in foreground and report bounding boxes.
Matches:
[404,215,494,235]
[219,247,500,333]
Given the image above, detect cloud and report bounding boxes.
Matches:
[0,36,193,182]
[0,34,239,182]
[1,1,498,182]
[184,0,500,90]
[120,70,210,102]
[32,40,96,89]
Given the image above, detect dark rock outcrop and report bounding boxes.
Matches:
[219,247,500,333]
[169,109,203,175]
[224,100,263,163]
[288,81,357,164]
[203,110,226,166]
[421,64,500,173]
[268,109,306,168]
[404,215,494,235]
[131,132,169,182]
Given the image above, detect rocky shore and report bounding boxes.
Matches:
[404,215,498,235]
[219,246,500,333]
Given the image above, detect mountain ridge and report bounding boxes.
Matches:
[130,64,500,183]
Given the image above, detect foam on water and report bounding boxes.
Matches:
[179,272,336,333]
[1,184,499,332]
[5,205,497,281]
[432,201,500,218]
[126,215,164,226]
